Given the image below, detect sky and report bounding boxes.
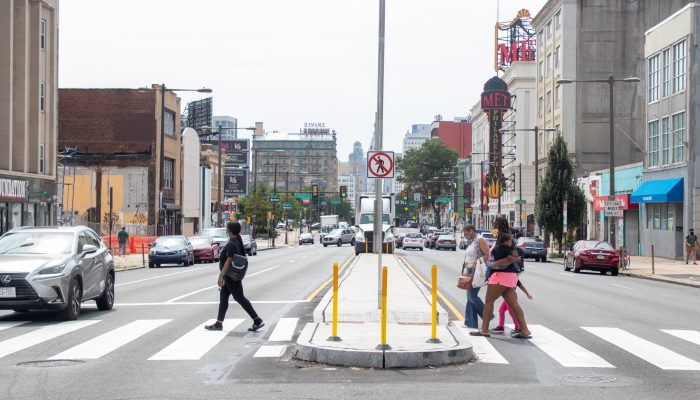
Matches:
[59,0,547,161]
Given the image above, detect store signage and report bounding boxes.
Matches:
[494,9,536,72]
[301,122,330,135]
[481,76,511,199]
[593,194,639,211]
[0,178,28,201]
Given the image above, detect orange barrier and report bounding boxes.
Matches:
[100,236,157,255]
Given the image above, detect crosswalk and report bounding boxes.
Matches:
[459,325,700,371]
[1,318,699,371]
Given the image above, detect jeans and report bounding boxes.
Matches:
[465,286,484,329]
[118,243,126,256]
[217,276,259,322]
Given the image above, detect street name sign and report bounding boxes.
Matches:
[604,200,624,217]
[295,193,312,199]
[269,195,280,203]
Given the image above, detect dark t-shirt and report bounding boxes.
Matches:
[117,230,129,244]
[492,244,514,261]
[219,236,244,270]
[687,234,698,246]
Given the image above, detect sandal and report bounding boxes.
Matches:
[511,332,532,339]
[469,331,491,337]
[247,319,265,332]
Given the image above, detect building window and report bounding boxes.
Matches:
[164,110,175,136]
[40,81,45,112]
[555,85,561,107]
[661,117,670,165]
[662,48,670,97]
[648,54,659,103]
[546,21,552,39]
[546,54,552,75]
[555,11,561,30]
[538,61,543,81]
[40,19,46,50]
[546,90,552,113]
[555,46,560,70]
[538,96,544,118]
[648,120,659,167]
[39,144,45,174]
[163,158,174,189]
[672,40,686,93]
[647,203,674,231]
[672,112,685,163]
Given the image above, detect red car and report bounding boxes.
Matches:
[564,240,620,276]
[188,236,220,263]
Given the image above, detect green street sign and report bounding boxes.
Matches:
[330,201,342,205]
[282,203,292,208]
[294,193,312,199]
[269,195,280,202]
[282,205,292,210]
[515,199,527,204]
[436,197,452,203]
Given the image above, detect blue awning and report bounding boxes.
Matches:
[630,177,684,203]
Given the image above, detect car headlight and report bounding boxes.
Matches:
[150,250,156,255]
[179,249,188,255]
[39,264,67,275]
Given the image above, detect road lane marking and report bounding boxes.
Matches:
[305,255,356,301]
[583,327,700,370]
[0,320,101,359]
[397,255,464,322]
[115,267,210,287]
[662,330,700,346]
[559,273,572,277]
[611,284,632,290]
[49,319,171,360]
[164,265,281,303]
[83,300,309,307]
[515,325,614,368]
[458,326,508,364]
[0,321,29,332]
[290,260,296,263]
[267,318,298,342]
[253,345,286,358]
[149,319,244,361]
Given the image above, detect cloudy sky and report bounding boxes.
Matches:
[59,0,546,160]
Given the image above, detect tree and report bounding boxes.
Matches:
[396,139,458,229]
[535,135,586,252]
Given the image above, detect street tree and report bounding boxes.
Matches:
[396,139,458,229]
[535,135,586,252]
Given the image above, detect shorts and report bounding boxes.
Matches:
[488,272,519,288]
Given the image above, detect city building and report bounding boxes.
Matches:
[633,3,699,259]
[430,119,472,159]
[58,86,183,236]
[337,174,357,205]
[0,0,59,234]
[348,141,367,194]
[402,124,431,153]
[181,128,201,235]
[212,116,238,141]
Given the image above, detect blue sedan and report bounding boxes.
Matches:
[148,236,195,268]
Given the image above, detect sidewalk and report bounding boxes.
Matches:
[113,253,147,272]
[551,255,700,288]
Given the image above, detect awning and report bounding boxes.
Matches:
[630,177,683,203]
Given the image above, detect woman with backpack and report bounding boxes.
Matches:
[205,221,264,332]
[470,216,531,339]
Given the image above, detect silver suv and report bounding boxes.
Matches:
[322,229,355,247]
[0,226,115,320]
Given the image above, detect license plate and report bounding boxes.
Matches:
[0,287,16,298]
[597,255,605,260]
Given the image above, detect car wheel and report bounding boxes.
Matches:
[148,262,155,268]
[323,244,328,247]
[541,256,547,263]
[611,268,619,276]
[61,278,82,321]
[337,240,342,247]
[419,247,423,251]
[452,247,456,251]
[600,270,607,275]
[156,263,161,268]
[534,257,539,262]
[96,273,115,311]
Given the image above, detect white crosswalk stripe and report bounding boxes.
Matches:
[0,320,100,359]
[253,345,287,358]
[149,319,244,361]
[0,321,29,332]
[583,327,700,370]
[267,318,299,342]
[521,325,614,368]
[49,319,172,360]
[661,329,700,347]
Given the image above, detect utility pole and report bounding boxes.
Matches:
[272,163,278,247]
[252,144,258,239]
[519,163,523,228]
[217,122,223,227]
[608,75,616,249]
[373,0,387,310]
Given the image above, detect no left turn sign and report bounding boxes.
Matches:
[367,151,394,178]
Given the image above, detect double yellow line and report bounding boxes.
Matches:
[397,255,465,322]
[306,254,356,301]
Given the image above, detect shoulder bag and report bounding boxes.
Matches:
[457,254,473,290]
[225,238,249,281]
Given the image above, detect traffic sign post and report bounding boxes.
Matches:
[367,151,395,178]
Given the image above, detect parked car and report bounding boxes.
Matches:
[188,236,220,263]
[148,236,194,268]
[0,226,115,320]
[402,233,424,251]
[276,222,286,229]
[434,234,457,251]
[564,240,620,275]
[241,235,258,256]
[201,228,229,247]
[396,234,405,249]
[322,229,355,247]
[515,237,547,262]
[299,233,315,245]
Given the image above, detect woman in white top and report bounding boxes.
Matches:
[463,225,490,328]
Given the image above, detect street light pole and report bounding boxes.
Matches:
[217,122,223,227]
[373,0,387,310]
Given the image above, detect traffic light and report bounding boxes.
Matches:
[246,216,251,225]
[401,190,408,200]
[427,189,432,200]
[340,185,347,198]
[312,184,319,198]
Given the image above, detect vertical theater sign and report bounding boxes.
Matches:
[494,9,536,72]
[481,77,511,202]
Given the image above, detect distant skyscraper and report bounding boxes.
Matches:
[402,124,432,153]
[348,141,367,194]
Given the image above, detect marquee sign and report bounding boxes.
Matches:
[494,9,536,72]
[481,76,512,199]
[0,178,28,201]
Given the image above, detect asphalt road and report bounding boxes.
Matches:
[1,241,699,400]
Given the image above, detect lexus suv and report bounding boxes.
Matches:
[0,226,115,320]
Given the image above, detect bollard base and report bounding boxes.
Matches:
[327,336,342,342]
[375,344,392,351]
[426,338,442,344]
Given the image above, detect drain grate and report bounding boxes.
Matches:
[560,375,617,384]
[17,359,85,368]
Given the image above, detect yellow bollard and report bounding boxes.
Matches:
[328,262,341,341]
[376,266,391,350]
[427,265,441,343]
[365,240,368,254]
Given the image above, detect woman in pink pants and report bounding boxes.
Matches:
[492,280,532,334]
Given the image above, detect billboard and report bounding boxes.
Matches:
[221,139,250,167]
[182,97,212,133]
[224,168,249,197]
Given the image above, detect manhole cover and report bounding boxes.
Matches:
[17,359,85,368]
[560,375,617,384]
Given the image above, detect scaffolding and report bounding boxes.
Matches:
[56,146,78,225]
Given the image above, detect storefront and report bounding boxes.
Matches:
[0,175,54,235]
[631,177,684,259]
[593,194,640,254]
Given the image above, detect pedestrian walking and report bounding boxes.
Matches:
[462,225,491,329]
[117,227,129,258]
[492,280,532,334]
[685,229,697,265]
[205,221,264,332]
[470,216,532,339]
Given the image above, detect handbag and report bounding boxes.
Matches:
[224,239,248,281]
[457,256,473,290]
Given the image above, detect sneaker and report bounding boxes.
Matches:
[248,319,265,332]
[204,322,223,331]
[491,326,505,333]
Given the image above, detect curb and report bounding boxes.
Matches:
[115,265,146,272]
